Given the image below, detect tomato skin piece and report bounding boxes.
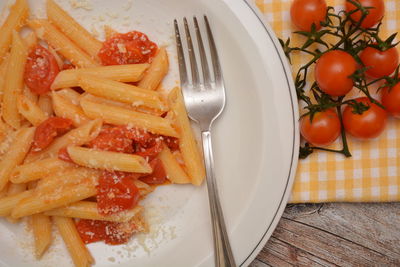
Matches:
[343,97,387,139]
[139,158,167,185]
[300,109,341,146]
[96,171,140,216]
[32,117,73,152]
[290,0,327,31]
[98,31,158,66]
[315,50,357,96]
[24,45,60,95]
[360,46,399,78]
[346,0,384,29]
[381,83,400,118]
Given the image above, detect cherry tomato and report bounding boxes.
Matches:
[343,97,387,139]
[315,50,357,96]
[139,158,167,185]
[163,136,180,151]
[98,31,158,65]
[290,0,327,31]
[123,127,153,147]
[346,0,384,29]
[32,117,73,152]
[88,126,134,153]
[300,109,341,146]
[134,138,163,160]
[360,46,399,78]
[76,219,138,245]
[381,82,400,118]
[24,45,60,95]
[97,171,140,215]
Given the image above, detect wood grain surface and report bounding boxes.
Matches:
[250,203,400,266]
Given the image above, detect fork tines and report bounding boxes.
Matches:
[174,16,222,89]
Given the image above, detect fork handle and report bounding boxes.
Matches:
[202,131,237,267]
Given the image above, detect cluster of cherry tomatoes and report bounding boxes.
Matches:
[290,0,400,150]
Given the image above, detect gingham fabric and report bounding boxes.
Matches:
[254,0,400,203]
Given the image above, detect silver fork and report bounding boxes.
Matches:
[174,16,236,267]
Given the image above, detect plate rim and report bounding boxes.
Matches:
[238,1,299,266]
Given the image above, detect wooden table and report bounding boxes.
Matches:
[250,203,400,266]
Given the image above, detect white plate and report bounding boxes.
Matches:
[0,0,299,266]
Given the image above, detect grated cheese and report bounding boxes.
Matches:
[69,0,93,11]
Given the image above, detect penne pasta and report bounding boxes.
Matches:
[169,88,205,185]
[80,93,166,116]
[28,19,98,68]
[22,31,37,50]
[51,64,149,90]
[0,124,16,157]
[35,167,99,194]
[56,88,81,104]
[48,45,64,69]
[6,182,27,196]
[10,158,75,184]
[23,85,38,103]
[37,94,54,117]
[0,127,35,191]
[0,190,33,216]
[6,182,27,222]
[3,31,28,129]
[67,146,152,173]
[0,183,9,198]
[52,91,89,126]
[53,216,94,267]
[17,94,48,126]
[158,145,191,184]
[80,95,178,137]
[31,214,52,259]
[11,177,98,219]
[138,47,169,91]
[0,0,29,63]
[0,54,10,102]
[25,119,102,162]
[78,74,167,111]
[45,201,143,223]
[47,0,102,59]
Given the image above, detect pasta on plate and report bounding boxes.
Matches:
[0,0,205,266]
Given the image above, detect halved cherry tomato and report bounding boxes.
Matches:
[315,50,357,96]
[97,171,140,215]
[163,136,179,150]
[139,158,167,185]
[134,138,163,160]
[98,31,158,65]
[32,117,73,152]
[343,97,387,139]
[123,127,153,146]
[346,0,384,29]
[360,46,399,78]
[76,219,138,245]
[381,82,400,118]
[300,109,341,146]
[88,126,134,153]
[24,45,60,95]
[290,0,327,31]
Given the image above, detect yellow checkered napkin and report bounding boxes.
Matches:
[255,0,400,203]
